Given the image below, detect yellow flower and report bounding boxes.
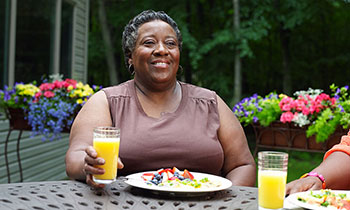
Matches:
[16,84,40,96]
[76,82,84,89]
[76,98,84,104]
[279,94,288,99]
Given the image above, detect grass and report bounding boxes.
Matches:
[245,127,324,186]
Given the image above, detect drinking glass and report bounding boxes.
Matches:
[258,151,288,209]
[92,127,120,184]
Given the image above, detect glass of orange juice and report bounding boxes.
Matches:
[92,127,120,184]
[258,151,288,209]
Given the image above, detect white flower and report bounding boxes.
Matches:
[292,113,311,127]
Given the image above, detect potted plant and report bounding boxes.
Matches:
[233,85,349,154]
[0,75,101,140]
[0,82,40,130]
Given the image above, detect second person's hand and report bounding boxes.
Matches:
[286,176,323,196]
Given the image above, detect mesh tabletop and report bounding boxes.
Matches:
[0,180,258,210]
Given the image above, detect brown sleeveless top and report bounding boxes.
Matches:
[103,80,224,176]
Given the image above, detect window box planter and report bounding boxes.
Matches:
[252,121,348,156]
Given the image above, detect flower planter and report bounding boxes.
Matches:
[6,108,32,131]
[252,121,348,156]
[5,108,71,133]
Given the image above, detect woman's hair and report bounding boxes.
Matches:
[122,10,182,71]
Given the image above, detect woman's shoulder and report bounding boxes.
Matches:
[180,82,217,101]
[102,80,133,98]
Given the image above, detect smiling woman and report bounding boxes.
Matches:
[65,10,256,189]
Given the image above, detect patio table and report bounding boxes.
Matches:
[0,179,258,210]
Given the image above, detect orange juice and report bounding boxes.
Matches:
[258,170,287,209]
[93,137,120,183]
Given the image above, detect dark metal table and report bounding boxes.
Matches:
[0,179,258,210]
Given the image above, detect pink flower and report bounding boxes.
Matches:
[43,91,55,98]
[35,92,42,98]
[295,98,307,112]
[279,97,294,111]
[331,98,336,105]
[302,107,310,115]
[39,83,55,91]
[64,79,77,89]
[53,80,65,89]
[280,112,295,123]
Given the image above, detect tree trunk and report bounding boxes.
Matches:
[279,26,291,95]
[98,0,119,85]
[184,0,192,84]
[233,0,242,105]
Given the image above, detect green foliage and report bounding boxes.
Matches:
[233,92,281,126]
[256,95,282,126]
[306,108,341,142]
[87,0,350,104]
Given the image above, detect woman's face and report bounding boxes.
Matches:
[130,20,180,88]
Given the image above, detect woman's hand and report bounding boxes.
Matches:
[286,176,323,195]
[83,146,124,188]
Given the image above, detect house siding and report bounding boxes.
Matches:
[71,0,89,83]
[0,116,70,184]
[0,0,89,184]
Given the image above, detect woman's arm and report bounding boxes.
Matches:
[65,91,114,186]
[216,95,256,186]
[286,151,350,195]
[286,133,350,194]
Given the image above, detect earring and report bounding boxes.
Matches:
[128,64,135,75]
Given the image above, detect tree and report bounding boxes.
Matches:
[97,0,119,85]
[233,0,241,104]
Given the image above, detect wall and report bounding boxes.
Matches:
[71,0,89,82]
[0,114,69,183]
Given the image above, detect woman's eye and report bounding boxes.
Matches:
[143,40,155,45]
[166,41,177,47]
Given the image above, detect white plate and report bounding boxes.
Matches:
[285,190,350,210]
[123,171,232,193]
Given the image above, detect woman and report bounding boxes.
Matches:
[65,10,256,188]
[286,131,350,195]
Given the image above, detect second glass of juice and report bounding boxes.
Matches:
[92,127,120,184]
[258,151,288,210]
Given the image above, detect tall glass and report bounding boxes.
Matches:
[92,127,120,184]
[258,151,288,209]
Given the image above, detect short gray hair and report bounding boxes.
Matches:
[122,10,182,72]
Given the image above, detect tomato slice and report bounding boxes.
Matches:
[172,167,180,174]
[141,173,154,181]
[182,169,194,180]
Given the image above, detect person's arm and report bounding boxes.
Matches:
[286,133,350,195]
[216,95,256,186]
[65,91,120,187]
[286,151,350,195]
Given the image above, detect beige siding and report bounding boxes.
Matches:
[0,116,70,184]
[0,0,89,184]
[71,0,89,83]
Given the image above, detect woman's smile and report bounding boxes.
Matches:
[151,60,170,69]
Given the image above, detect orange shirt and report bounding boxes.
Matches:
[324,130,350,160]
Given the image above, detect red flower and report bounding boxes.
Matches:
[35,92,42,98]
[64,79,77,89]
[43,91,55,98]
[53,80,65,89]
[280,112,295,123]
[39,83,55,91]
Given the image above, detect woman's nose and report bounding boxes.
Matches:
[154,42,168,55]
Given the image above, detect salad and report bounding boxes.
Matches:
[141,167,221,189]
[297,189,350,210]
